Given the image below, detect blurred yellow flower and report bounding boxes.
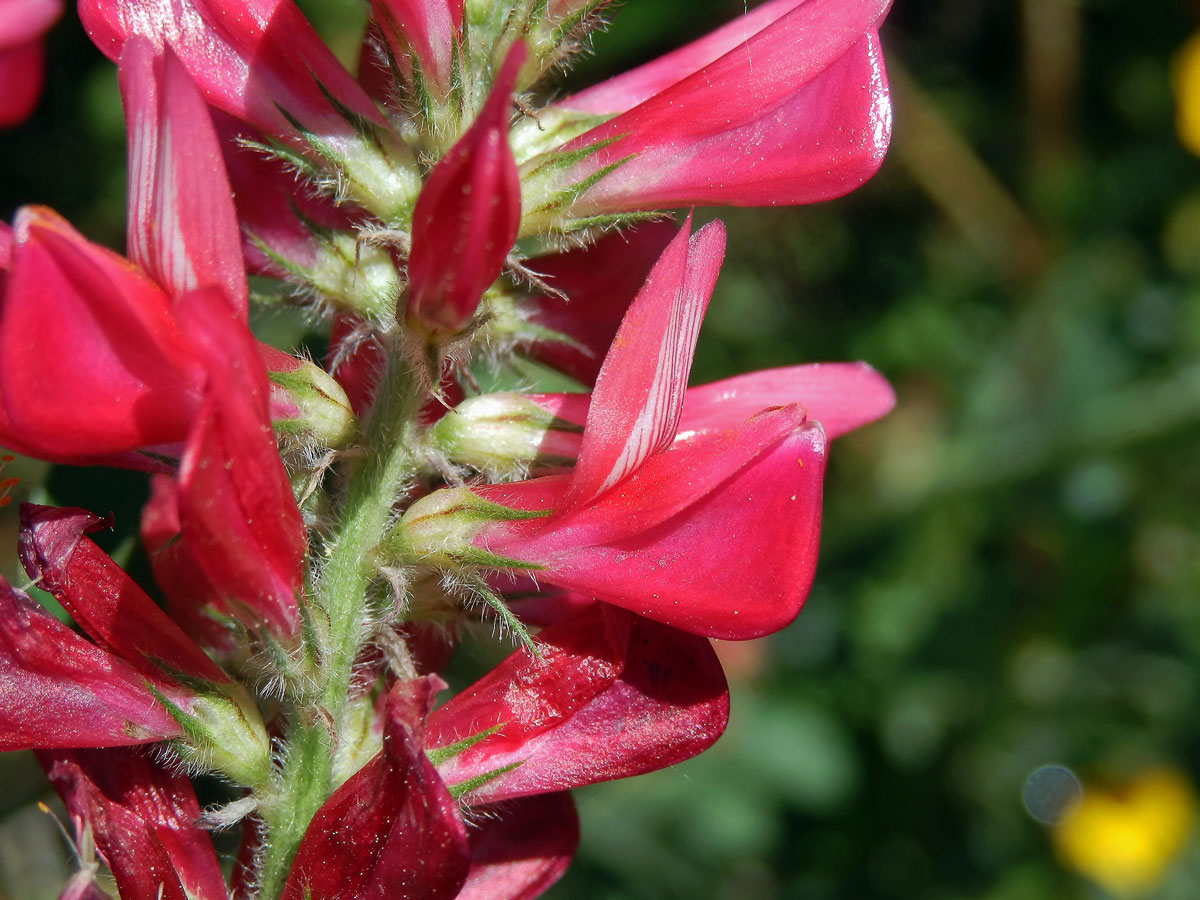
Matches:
[1175,31,1200,156]
[1053,768,1196,897]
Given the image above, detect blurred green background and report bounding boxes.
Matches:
[4,0,1200,898]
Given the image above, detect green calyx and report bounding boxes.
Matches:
[384,487,551,570]
[154,682,272,789]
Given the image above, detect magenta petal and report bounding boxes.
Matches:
[523,220,679,384]
[565,218,725,504]
[281,681,469,900]
[0,577,184,750]
[0,0,63,46]
[456,793,579,900]
[566,0,835,115]
[678,361,895,440]
[480,409,826,639]
[18,503,228,683]
[0,40,45,127]
[482,404,804,547]
[175,289,306,637]
[562,0,891,212]
[407,43,524,333]
[370,0,463,94]
[38,747,228,900]
[140,475,240,654]
[0,207,202,459]
[81,0,383,149]
[119,38,248,314]
[429,605,728,801]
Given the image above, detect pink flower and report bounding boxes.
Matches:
[286,603,723,896]
[0,0,62,127]
[406,43,524,334]
[547,0,892,214]
[402,217,860,639]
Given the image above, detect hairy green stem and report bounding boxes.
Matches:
[255,338,427,899]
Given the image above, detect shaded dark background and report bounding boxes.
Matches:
[3,1,1200,898]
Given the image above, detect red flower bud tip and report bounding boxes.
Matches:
[405,42,525,335]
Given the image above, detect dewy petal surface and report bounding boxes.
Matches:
[119,37,248,314]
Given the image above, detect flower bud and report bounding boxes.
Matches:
[387,487,549,569]
[260,345,358,448]
[165,681,272,788]
[429,392,584,479]
[405,44,525,335]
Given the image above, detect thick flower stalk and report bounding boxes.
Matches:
[0,0,895,897]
